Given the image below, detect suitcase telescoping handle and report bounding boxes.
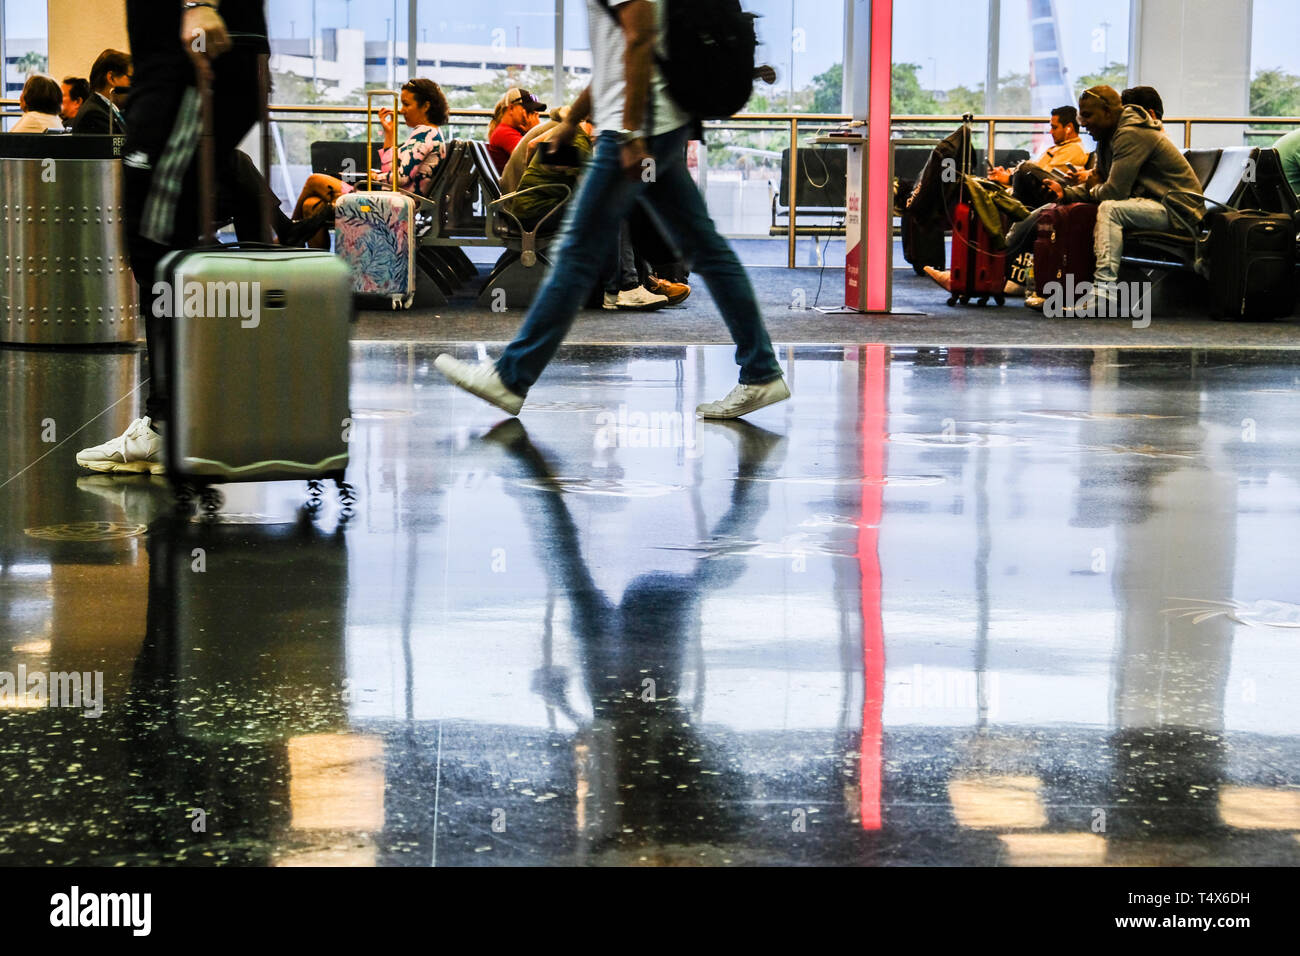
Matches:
[194,52,275,246]
[366,89,401,193]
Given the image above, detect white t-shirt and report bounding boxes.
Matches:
[10,111,65,133]
[586,0,690,136]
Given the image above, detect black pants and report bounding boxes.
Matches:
[1010,163,1058,210]
[124,0,265,425]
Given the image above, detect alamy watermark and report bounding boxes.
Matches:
[150,279,262,328]
[1040,275,1153,328]
[594,404,700,456]
[0,667,104,717]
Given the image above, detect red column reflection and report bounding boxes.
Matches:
[859,343,888,829]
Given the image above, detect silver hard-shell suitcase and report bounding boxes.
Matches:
[163,54,355,511]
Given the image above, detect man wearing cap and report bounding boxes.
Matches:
[1044,84,1204,314]
[488,87,546,175]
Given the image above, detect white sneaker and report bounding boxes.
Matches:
[614,287,669,311]
[75,417,165,475]
[434,354,525,416]
[696,377,791,420]
[602,291,620,311]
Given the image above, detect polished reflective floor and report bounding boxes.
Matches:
[3,343,1300,865]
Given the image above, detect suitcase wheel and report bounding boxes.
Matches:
[306,479,326,513]
[994,294,1006,307]
[336,478,357,509]
[199,486,224,517]
[946,294,958,307]
[977,296,989,306]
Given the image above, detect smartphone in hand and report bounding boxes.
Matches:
[542,142,582,168]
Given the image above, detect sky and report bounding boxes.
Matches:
[6,0,1300,88]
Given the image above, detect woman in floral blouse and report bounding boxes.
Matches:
[293,78,450,248]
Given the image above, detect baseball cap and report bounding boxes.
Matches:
[506,87,547,114]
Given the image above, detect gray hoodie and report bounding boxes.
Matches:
[1063,105,1205,226]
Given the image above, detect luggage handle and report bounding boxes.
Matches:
[366,90,401,194]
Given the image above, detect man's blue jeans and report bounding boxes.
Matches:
[495,124,783,396]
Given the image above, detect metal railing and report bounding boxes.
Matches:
[5,100,1299,269]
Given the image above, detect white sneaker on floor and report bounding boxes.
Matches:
[696,377,791,420]
[602,291,620,311]
[75,417,165,475]
[614,287,669,311]
[434,354,525,416]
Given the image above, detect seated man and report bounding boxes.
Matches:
[487,87,546,175]
[61,76,89,127]
[988,105,1089,208]
[1121,85,1164,121]
[1043,85,1205,312]
[71,49,130,134]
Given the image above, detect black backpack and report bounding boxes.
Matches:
[600,0,758,121]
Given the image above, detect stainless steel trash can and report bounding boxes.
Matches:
[0,135,138,346]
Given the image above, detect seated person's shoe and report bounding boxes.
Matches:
[923,265,952,292]
[614,287,669,310]
[434,355,525,416]
[75,417,165,475]
[278,204,334,247]
[647,276,691,305]
[696,377,790,420]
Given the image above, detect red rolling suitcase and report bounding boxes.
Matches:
[947,199,1007,307]
[1032,202,1099,299]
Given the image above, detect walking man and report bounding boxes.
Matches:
[435,0,789,421]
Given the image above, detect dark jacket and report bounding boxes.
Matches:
[71,93,126,135]
[1063,105,1204,225]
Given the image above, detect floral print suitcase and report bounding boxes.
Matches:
[335,189,417,309]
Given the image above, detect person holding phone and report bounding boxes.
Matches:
[288,78,450,248]
[987,105,1089,208]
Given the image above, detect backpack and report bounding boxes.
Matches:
[600,0,758,121]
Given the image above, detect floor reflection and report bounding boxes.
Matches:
[1,344,1299,865]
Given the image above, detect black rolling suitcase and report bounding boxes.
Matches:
[1203,204,1296,320]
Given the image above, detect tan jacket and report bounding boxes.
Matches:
[1034,135,1088,172]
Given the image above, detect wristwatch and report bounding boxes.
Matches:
[616,129,647,145]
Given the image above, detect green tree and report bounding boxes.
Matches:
[15,51,48,76]
[811,63,843,114]
[1250,67,1300,133]
[892,62,940,115]
[939,84,983,116]
[1075,61,1128,95]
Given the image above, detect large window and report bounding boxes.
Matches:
[1250,0,1300,141]
[893,0,1129,118]
[2,0,50,128]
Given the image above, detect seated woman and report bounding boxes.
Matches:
[9,74,66,133]
[292,78,450,248]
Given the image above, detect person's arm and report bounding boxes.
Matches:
[181,0,231,64]
[615,0,655,135]
[1083,128,1154,203]
[544,86,592,151]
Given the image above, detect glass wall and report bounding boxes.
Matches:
[1250,0,1300,144]
[2,0,50,129]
